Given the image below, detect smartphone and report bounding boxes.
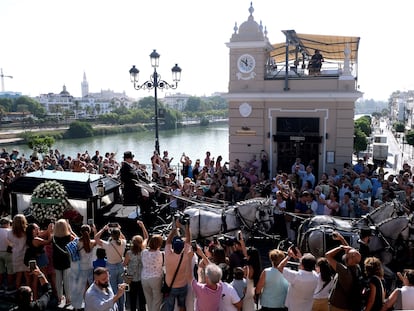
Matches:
[88,219,94,225]
[191,241,197,252]
[29,260,36,271]
[124,284,130,292]
[108,222,119,228]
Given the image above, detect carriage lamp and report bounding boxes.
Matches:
[129,50,182,155]
[97,179,105,198]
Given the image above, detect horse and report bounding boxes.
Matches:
[368,215,410,266]
[352,199,405,229]
[184,197,274,240]
[296,215,360,257]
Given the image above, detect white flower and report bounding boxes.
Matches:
[30,180,69,223]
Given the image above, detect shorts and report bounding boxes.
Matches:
[36,252,49,269]
[0,251,14,274]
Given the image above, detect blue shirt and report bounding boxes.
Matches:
[85,282,118,311]
[260,267,288,308]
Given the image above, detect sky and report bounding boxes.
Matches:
[0,0,412,101]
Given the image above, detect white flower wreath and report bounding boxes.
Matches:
[30,180,70,224]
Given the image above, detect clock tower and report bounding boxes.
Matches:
[224,3,362,179]
[227,3,273,93]
[225,3,273,170]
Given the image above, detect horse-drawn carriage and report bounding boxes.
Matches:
[283,199,413,288]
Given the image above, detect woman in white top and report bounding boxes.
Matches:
[141,234,164,311]
[312,257,335,311]
[123,221,148,311]
[70,224,97,311]
[381,269,414,310]
[6,214,28,289]
[95,224,127,311]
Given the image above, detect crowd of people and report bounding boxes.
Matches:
[1,144,414,309]
[1,211,414,310]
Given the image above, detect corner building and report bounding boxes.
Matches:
[224,4,362,179]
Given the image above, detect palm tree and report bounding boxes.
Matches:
[95,103,101,116]
[74,100,80,119]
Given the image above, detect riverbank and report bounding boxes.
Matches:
[0,119,229,146]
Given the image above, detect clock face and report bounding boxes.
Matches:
[239,102,252,117]
[237,54,256,73]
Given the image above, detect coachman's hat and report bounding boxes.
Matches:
[123,151,134,159]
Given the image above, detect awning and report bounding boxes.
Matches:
[270,30,360,63]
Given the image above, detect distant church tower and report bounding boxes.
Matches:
[81,72,89,97]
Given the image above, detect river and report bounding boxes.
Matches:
[6,123,230,165]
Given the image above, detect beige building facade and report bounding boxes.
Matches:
[224,4,362,179]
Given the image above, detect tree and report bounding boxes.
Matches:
[14,96,46,117]
[355,116,371,137]
[405,130,414,146]
[95,103,101,115]
[394,122,405,133]
[354,128,368,156]
[163,108,182,129]
[185,97,202,112]
[98,112,119,124]
[0,98,13,112]
[371,112,382,119]
[139,97,155,109]
[74,100,80,119]
[66,121,93,138]
[27,135,55,155]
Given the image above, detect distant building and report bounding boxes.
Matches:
[36,85,74,114]
[1,111,34,122]
[35,74,134,117]
[163,93,190,111]
[0,92,22,99]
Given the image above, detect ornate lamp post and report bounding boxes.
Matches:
[129,50,182,155]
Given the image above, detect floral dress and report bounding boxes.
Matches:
[141,249,163,311]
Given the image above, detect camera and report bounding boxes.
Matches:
[29,260,36,272]
[88,219,94,225]
[218,236,237,247]
[108,222,119,228]
[174,213,190,226]
[124,284,130,292]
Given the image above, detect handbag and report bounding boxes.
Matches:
[161,252,184,296]
[122,271,133,284]
[53,236,81,262]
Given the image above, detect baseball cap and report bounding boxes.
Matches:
[172,236,184,254]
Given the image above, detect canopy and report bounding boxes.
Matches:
[10,170,120,199]
[270,30,360,63]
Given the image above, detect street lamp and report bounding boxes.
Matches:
[129,50,182,155]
